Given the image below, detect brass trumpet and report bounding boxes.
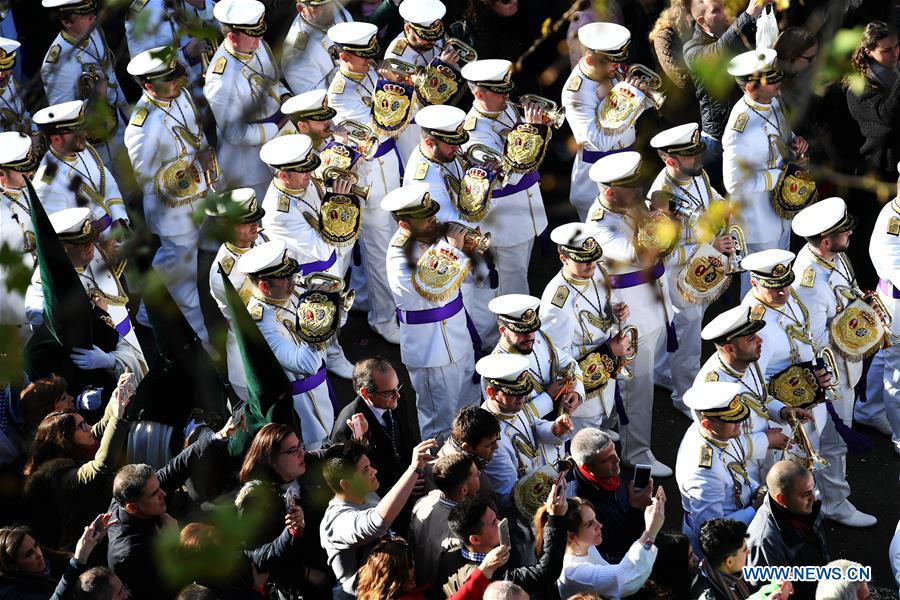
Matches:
[380,58,418,84]
[445,38,478,63]
[320,166,370,202]
[625,64,666,109]
[333,120,380,160]
[442,221,491,254]
[815,346,841,403]
[726,224,746,274]
[614,325,638,381]
[512,94,566,129]
[788,415,829,472]
[299,271,355,312]
[465,143,510,187]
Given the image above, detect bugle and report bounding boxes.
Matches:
[445,38,478,63]
[625,63,666,109]
[442,221,491,254]
[613,325,638,381]
[788,415,829,472]
[320,166,370,202]
[726,224,746,274]
[380,58,417,84]
[464,143,510,187]
[333,120,380,160]
[815,346,841,403]
[512,94,566,129]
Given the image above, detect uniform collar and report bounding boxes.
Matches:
[742,94,772,111]
[473,105,502,119]
[274,179,306,195]
[251,288,291,306]
[807,246,836,271]
[50,147,77,163]
[339,68,365,81]
[561,271,589,287]
[576,59,603,83]
[224,40,253,61]
[698,428,730,450]
[61,30,90,49]
[224,241,252,256]
[666,168,692,186]
[597,196,628,216]
[299,13,329,34]
[892,197,900,214]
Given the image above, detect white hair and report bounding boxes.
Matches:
[814,560,867,600]
[483,581,526,600]
[570,427,613,466]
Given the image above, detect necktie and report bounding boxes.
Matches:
[383,410,400,459]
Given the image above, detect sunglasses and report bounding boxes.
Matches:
[374,384,403,398]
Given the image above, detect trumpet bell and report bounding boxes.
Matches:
[334,119,380,160]
[445,38,478,63]
[516,94,566,129]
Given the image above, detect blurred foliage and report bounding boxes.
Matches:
[820,27,865,96]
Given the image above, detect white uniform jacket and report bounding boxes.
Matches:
[124,90,211,237]
[203,41,289,190]
[33,146,127,231]
[281,7,352,94]
[561,63,641,216]
[676,422,758,551]
[41,29,126,110]
[0,187,35,326]
[460,105,547,245]
[722,94,793,247]
[871,197,900,336]
[0,77,35,134]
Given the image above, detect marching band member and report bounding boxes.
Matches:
[382,183,481,442]
[281,0,352,94]
[562,22,652,221]
[696,305,805,483]
[204,0,291,200]
[259,134,357,379]
[125,47,216,342]
[586,151,676,478]
[0,38,36,136]
[870,170,900,457]
[405,104,498,347]
[676,381,762,556]
[281,89,336,151]
[384,0,453,68]
[539,222,632,433]
[32,100,129,242]
[791,198,877,527]
[0,133,38,342]
[460,58,549,296]
[722,49,811,285]
[207,189,267,399]
[328,20,403,345]
[25,208,146,365]
[239,239,342,449]
[649,122,734,416]
[41,0,130,175]
[487,294,584,433]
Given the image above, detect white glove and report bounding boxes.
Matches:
[77,388,103,411]
[70,346,116,371]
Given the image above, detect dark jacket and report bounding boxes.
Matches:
[106,434,225,600]
[746,496,829,600]
[437,514,567,598]
[24,405,130,551]
[683,12,756,140]
[567,467,644,564]
[846,75,900,178]
[0,574,57,600]
[329,396,419,493]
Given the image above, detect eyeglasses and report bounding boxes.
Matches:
[374,384,403,398]
[279,443,305,456]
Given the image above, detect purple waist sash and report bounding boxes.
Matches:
[878,278,900,299]
[608,262,665,289]
[298,250,337,276]
[373,137,405,180]
[93,214,112,233]
[290,361,328,395]
[397,293,464,324]
[114,316,131,337]
[491,171,540,199]
[581,147,628,164]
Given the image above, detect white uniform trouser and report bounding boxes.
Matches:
[153,230,208,342]
[668,280,706,408]
[571,382,615,432]
[857,351,886,423]
[462,280,499,351]
[620,324,666,465]
[879,345,900,451]
[408,353,479,442]
[293,384,333,450]
[740,230,791,296]
[359,217,399,338]
[814,388,856,519]
[493,239,536,296]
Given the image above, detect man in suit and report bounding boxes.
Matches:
[329,357,422,499]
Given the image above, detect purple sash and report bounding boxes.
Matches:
[114,316,131,337]
[491,171,540,199]
[290,361,328,395]
[878,278,900,299]
[608,262,665,289]
[373,137,405,180]
[93,214,112,233]
[298,250,337,276]
[581,147,628,164]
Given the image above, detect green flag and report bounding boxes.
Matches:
[24,178,92,348]
[219,270,298,455]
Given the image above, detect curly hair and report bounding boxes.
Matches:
[355,537,415,600]
[23,409,82,477]
[850,21,895,81]
[649,0,693,42]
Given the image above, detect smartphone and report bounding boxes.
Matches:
[633,464,652,491]
[231,399,246,423]
[498,517,510,548]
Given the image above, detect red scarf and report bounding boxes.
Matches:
[577,464,619,491]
